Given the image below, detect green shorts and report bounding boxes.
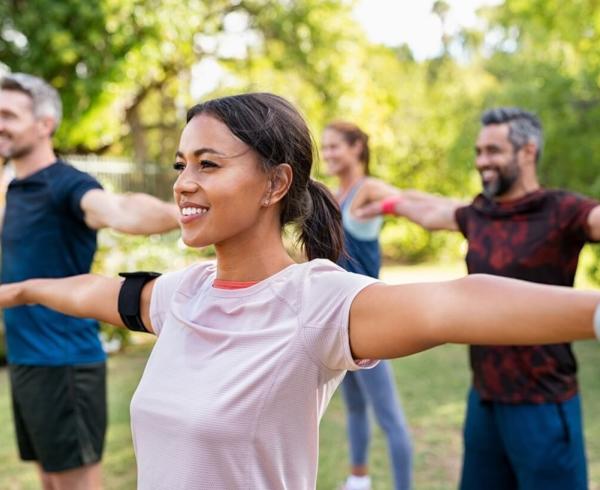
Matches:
[9,362,107,472]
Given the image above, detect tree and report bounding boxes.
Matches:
[1,0,361,164]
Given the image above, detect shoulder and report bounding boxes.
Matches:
[155,260,216,297]
[299,259,379,324]
[548,188,591,200]
[360,176,393,198]
[455,198,477,219]
[546,188,598,210]
[49,160,102,196]
[149,261,216,333]
[52,160,95,180]
[362,176,384,190]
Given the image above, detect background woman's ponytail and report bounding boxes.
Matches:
[300,179,345,262]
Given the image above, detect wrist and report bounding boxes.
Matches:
[380,195,402,215]
[19,279,35,305]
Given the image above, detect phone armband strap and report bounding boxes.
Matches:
[118,272,161,333]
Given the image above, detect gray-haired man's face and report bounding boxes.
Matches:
[475,123,521,199]
[0,89,45,160]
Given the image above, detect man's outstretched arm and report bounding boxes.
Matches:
[81,189,180,235]
[588,205,600,241]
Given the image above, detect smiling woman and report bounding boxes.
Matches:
[0,92,598,490]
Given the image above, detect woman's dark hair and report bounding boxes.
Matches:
[186,93,344,262]
[325,120,370,174]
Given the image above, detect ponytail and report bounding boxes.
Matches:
[298,179,345,262]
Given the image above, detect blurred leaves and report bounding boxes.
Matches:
[1,0,598,276]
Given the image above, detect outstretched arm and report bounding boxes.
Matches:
[355,187,466,231]
[81,189,180,235]
[349,275,600,360]
[0,275,157,333]
[588,205,600,241]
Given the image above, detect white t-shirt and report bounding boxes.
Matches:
[130,259,378,489]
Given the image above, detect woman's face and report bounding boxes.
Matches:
[173,114,270,248]
[321,128,362,177]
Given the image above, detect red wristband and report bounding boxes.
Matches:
[380,196,402,215]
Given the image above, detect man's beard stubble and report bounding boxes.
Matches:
[0,133,35,161]
[481,156,520,200]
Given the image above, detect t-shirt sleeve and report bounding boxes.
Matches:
[300,260,380,372]
[53,165,103,222]
[149,269,189,336]
[454,204,471,238]
[558,192,600,243]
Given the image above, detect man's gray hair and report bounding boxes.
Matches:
[481,107,543,163]
[0,73,62,131]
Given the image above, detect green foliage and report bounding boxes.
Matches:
[380,221,465,264]
[2,0,599,278]
[586,246,600,287]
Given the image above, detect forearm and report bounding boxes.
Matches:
[19,275,124,327]
[350,275,599,360]
[425,275,598,345]
[357,188,462,230]
[112,194,179,235]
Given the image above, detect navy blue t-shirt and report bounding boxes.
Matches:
[1,160,106,365]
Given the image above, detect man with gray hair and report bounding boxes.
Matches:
[0,73,179,489]
[357,107,600,489]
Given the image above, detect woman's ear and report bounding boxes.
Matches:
[262,164,293,207]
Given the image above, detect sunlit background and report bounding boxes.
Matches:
[1,1,600,488]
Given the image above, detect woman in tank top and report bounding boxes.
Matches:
[322,121,411,490]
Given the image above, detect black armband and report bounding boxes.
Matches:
[118,272,161,333]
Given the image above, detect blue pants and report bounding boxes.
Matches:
[460,388,587,490]
[342,361,412,490]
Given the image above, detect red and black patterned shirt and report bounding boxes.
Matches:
[455,189,599,404]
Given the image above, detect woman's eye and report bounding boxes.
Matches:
[173,162,186,172]
[200,160,218,169]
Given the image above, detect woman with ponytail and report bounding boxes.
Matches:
[0,93,599,489]
[322,121,411,490]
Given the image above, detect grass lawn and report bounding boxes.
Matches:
[0,262,599,489]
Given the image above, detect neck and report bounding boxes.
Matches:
[337,165,365,199]
[12,143,56,179]
[214,215,295,282]
[494,176,540,203]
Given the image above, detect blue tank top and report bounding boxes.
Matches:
[336,181,383,279]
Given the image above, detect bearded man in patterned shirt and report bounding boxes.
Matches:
[357,107,600,490]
